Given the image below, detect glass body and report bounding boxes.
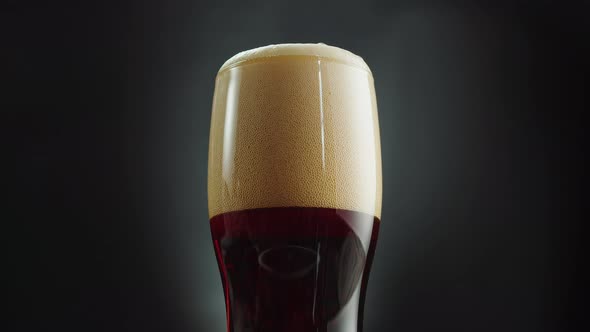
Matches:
[208,45,382,332]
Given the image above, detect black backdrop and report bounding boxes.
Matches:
[6,1,585,331]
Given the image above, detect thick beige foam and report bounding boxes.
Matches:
[208,44,382,218]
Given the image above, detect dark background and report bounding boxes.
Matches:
[6,0,585,331]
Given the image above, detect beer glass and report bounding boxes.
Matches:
[208,43,382,332]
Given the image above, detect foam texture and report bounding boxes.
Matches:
[219,43,370,73]
[208,44,382,218]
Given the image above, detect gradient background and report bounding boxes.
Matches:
[7,0,585,331]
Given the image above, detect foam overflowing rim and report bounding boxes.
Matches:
[219,43,370,73]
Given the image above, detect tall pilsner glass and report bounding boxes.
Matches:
[208,43,382,332]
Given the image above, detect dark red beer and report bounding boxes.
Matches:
[210,207,380,332]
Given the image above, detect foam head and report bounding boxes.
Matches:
[208,43,382,218]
